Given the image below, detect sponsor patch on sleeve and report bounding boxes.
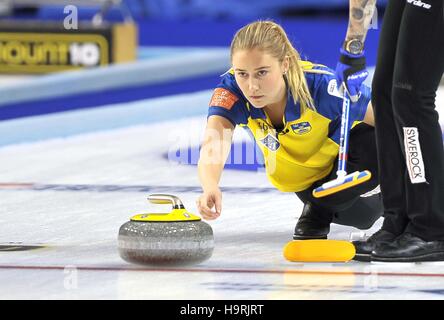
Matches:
[209,88,239,110]
[327,79,342,98]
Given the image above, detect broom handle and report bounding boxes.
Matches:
[337,90,351,179]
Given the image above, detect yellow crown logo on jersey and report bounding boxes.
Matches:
[291,122,312,135]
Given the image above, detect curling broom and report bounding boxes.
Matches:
[312,91,371,198]
[283,239,356,262]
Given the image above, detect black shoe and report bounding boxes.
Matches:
[293,202,331,240]
[372,232,444,262]
[352,229,396,262]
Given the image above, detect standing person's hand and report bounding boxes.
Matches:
[335,47,368,103]
[196,187,222,220]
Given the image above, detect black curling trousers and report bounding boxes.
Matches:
[372,0,444,239]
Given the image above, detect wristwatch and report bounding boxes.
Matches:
[344,39,364,55]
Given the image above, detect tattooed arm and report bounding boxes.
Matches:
[336,0,377,102]
[345,0,378,43]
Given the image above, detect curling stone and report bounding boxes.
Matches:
[118,194,214,266]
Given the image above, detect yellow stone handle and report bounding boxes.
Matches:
[147,194,184,209]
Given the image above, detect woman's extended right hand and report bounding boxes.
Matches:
[196,188,222,220]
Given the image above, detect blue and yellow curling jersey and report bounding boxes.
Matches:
[207,61,371,192]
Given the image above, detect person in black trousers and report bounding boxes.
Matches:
[336,0,444,262]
